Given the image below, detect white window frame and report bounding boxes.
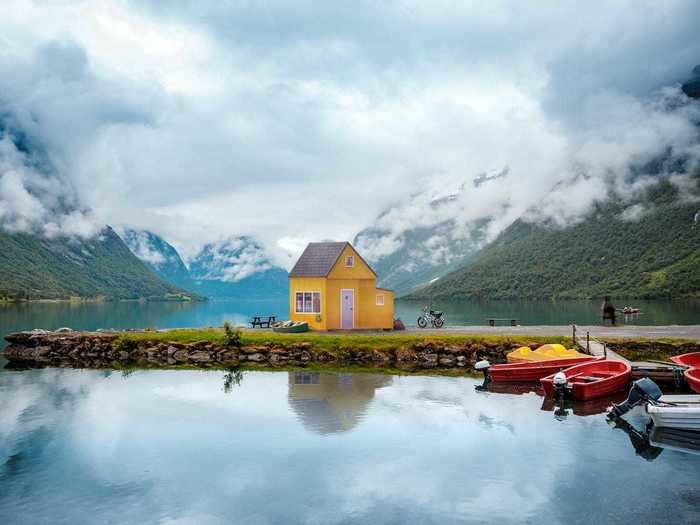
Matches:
[294,291,321,314]
[344,255,354,267]
[376,294,385,306]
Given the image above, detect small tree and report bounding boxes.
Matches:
[223,321,242,348]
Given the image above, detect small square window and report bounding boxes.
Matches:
[376,294,385,306]
[345,255,354,267]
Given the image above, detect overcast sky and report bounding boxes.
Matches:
[1,0,700,267]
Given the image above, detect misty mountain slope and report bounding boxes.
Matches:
[120,229,196,291]
[411,179,700,300]
[188,237,288,298]
[0,227,193,300]
[354,184,494,295]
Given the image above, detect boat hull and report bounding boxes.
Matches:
[670,352,700,368]
[541,360,631,401]
[649,426,700,455]
[647,395,700,431]
[272,322,309,333]
[490,356,601,382]
[685,368,700,394]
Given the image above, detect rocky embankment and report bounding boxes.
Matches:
[3,330,518,372]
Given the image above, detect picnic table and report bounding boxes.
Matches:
[487,318,519,327]
[250,315,277,328]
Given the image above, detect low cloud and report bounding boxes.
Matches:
[191,238,275,282]
[0,1,699,269]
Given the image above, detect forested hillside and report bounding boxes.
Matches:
[0,227,195,301]
[411,179,700,300]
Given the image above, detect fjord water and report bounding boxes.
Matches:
[2,298,700,347]
[1,366,699,525]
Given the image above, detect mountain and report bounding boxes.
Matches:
[189,237,288,298]
[0,226,195,301]
[354,181,496,295]
[410,178,700,300]
[682,64,700,99]
[120,231,289,299]
[0,113,194,301]
[120,229,196,291]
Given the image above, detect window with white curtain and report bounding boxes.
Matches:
[295,292,321,313]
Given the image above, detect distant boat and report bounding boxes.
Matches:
[619,306,641,314]
[541,360,631,401]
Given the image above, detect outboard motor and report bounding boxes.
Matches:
[474,360,491,389]
[609,378,663,418]
[552,371,569,401]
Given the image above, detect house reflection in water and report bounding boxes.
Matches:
[287,372,392,434]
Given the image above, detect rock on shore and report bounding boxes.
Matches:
[2,330,516,372]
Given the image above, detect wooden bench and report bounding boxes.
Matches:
[487,318,519,327]
[250,315,277,328]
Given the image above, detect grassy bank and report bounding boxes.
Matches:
[121,328,572,354]
[604,338,700,362]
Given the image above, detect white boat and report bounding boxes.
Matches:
[646,395,700,431]
[649,426,700,456]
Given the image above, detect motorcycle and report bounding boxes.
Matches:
[417,306,445,328]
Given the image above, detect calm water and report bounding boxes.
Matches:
[1,297,699,348]
[0,365,698,524]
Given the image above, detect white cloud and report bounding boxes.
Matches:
[0,0,699,268]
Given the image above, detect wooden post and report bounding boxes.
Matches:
[586,332,590,354]
[572,324,576,347]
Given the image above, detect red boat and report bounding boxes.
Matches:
[670,352,700,368]
[685,368,700,394]
[540,360,632,401]
[489,356,601,383]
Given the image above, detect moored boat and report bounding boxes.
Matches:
[670,352,700,368]
[649,426,700,455]
[490,356,602,382]
[506,344,590,363]
[646,395,700,431]
[541,360,631,401]
[272,321,309,333]
[685,368,700,394]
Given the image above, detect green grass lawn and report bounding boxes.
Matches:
[120,328,572,353]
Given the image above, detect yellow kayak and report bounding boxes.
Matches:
[507,344,590,363]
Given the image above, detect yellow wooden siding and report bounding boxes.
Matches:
[289,243,394,330]
[289,277,327,330]
[325,279,394,330]
[326,245,376,280]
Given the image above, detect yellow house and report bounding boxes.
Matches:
[289,242,394,330]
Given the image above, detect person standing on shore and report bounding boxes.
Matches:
[602,296,616,325]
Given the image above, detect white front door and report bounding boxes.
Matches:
[340,289,354,329]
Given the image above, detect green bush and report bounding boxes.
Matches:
[223,321,242,348]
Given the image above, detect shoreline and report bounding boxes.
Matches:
[4,327,700,374]
[3,329,571,373]
[0,296,202,305]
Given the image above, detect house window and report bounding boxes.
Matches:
[345,255,354,267]
[295,291,321,313]
[376,294,385,306]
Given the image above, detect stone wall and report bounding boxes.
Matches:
[3,330,517,372]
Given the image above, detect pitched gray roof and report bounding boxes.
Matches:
[289,242,349,277]
[289,241,378,278]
